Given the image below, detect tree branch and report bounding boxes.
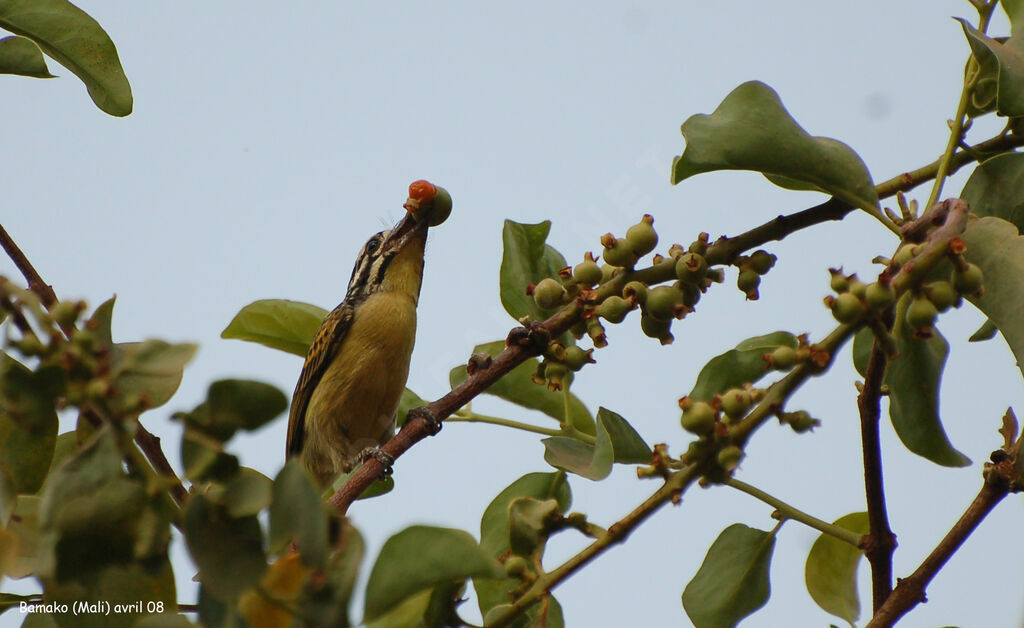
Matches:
[0,221,189,509]
[866,458,1015,627]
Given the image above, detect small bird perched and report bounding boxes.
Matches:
[287,181,451,488]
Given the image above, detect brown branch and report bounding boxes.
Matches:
[0,222,189,510]
[857,315,897,612]
[866,458,1015,627]
[0,222,57,307]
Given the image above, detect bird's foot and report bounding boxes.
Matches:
[408,406,442,435]
[356,447,395,477]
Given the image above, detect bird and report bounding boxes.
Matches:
[286,181,448,488]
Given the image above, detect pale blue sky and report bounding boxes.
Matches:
[3,2,1023,626]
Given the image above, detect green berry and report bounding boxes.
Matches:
[924,280,960,312]
[625,214,659,256]
[680,401,716,435]
[769,346,797,370]
[717,445,744,472]
[544,361,568,391]
[504,555,529,578]
[688,233,710,256]
[640,314,673,344]
[848,279,867,300]
[829,270,849,293]
[906,295,938,332]
[564,346,595,371]
[598,295,631,324]
[737,269,760,299]
[645,286,679,321]
[892,244,917,267]
[784,410,819,433]
[748,250,776,274]
[720,388,753,420]
[622,281,647,305]
[426,185,453,226]
[864,281,895,311]
[677,281,701,308]
[51,301,82,328]
[831,292,864,324]
[599,263,617,284]
[533,277,566,310]
[675,252,708,284]
[601,234,636,268]
[951,263,984,295]
[572,253,603,287]
[15,335,46,357]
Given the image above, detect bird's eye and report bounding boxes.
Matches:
[365,232,385,255]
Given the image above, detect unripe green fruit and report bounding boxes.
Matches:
[924,280,960,312]
[680,401,716,435]
[688,233,710,256]
[831,292,864,324]
[573,258,603,287]
[892,244,917,267]
[829,270,849,293]
[623,281,647,305]
[645,286,679,321]
[906,295,938,331]
[504,555,529,577]
[85,378,110,401]
[849,279,867,300]
[770,346,798,370]
[952,263,984,295]
[564,345,595,371]
[864,281,895,311]
[598,295,631,324]
[51,301,82,328]
[677,281,701,308]
[601,235,636,268]
[748,250,776,275]
[720,388,752,420]
[675,252,708,284]
[737,269,760,299]
[599,263,616,284]
[533,278,566,310]
[426,185,453,226]
[717,445,744,472]
[625,214,659,256]
[544,361,568,391]
[640,314,673,344]
[785,410,819,433]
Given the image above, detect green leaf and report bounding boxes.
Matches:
[111,340,197,412]
[969,318,999,342]
[682,523,775,628]
[887,303,970,467]
[0,35,53,77]
[363,525,501,622]
[364,587,432,628]
[690,331,797,402]
[222,298,328,357]
[5,495,41,578]
[269,460,328,568]
[450,340,594,435]
[476,472,571,621]
[304,520,364,628]
[0,0,131,115]
[499,220,569,322]
[507,497,560,556]
[542,408,648,479]
[962,216,1024,383]
[0,353,62,430]
[192,379,288,436]
[223,467,272,519]
[671,81,879,215]
[0,364,58,491]
[961,152,1024,234]
[597,407,652,463]
[805,512,869,625]
[960,19,1024,118]
[87,296,116,349]
[183,493,267,602]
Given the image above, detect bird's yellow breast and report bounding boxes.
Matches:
[304,290,417,469]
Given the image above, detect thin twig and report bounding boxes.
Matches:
[857,313,897,612]
[0,222,57,307]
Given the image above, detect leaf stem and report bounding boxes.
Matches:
[447,411,594,442]
[724,477,863,547]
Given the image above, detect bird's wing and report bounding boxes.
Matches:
[286,302,355,459]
